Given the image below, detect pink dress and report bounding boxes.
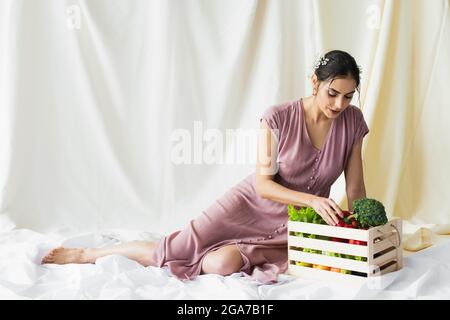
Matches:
[152,97,369,284]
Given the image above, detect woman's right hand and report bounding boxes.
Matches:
[308,196,343,226]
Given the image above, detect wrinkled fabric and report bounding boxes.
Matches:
[2,228,450,299]
[152,97,369,284]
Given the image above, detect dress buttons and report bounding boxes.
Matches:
[310,176,313,180]
[268,235,272,239]
[307,186,311,190]
[315,158,318,162]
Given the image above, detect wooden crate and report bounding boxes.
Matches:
[287,218,402,285]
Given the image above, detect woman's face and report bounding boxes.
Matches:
[314,75,357,119]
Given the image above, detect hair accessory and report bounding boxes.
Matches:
[314,55,330,70]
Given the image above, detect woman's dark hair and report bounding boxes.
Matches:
[314,50,362,105]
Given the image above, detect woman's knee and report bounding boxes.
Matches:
[201,245,244,276]
[135,241,158,267]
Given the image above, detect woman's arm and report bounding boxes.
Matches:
[257,179,317,207]
[255,120,315,207]
[256,120,343,225]
[344,139,367,211]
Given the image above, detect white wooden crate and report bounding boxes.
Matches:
[287,218,403,285]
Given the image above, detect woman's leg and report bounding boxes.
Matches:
[200,244,244,276]
[41,240,159,267]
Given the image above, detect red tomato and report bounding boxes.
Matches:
[337,220,345,227]
[342,210,351,217]
[351,220,358,228]
[349,239,367,246]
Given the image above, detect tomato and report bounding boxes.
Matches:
[330,267,341,273]
[349,239,367,246]
[337,220,345,227]
[342,210,351,217]
[351,220,358,228]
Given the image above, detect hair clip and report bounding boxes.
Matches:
[314,56,330,70]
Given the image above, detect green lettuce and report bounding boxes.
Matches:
[287,204,326,225]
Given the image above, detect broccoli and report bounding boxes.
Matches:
[347,198,388,228]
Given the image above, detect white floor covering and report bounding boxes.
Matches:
[1,224,449,300]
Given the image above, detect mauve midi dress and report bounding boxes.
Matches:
[152,97,369,284]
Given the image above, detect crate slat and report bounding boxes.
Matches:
[288,264,367,286]
[288,236,367,257]
[373,234,397,254]
[369,219,401,243]
[379,262,399,275]
[288,221,368,241]
[372,247,397,266]
[288,249,368,273]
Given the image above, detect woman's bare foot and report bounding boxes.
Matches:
[41,247,95,265]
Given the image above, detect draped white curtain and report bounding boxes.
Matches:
[0,0,449,235]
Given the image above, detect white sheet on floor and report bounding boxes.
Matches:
[1,228,449,300]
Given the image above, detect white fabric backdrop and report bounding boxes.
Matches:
[0,0,449,235]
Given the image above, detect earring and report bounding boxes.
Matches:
[312,89,317,96]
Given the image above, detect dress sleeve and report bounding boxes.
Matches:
[353,108,369,144]
[259,105,280,131]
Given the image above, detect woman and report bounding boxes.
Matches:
[41,50,369,284]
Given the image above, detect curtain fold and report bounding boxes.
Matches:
[0,0,448,233]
